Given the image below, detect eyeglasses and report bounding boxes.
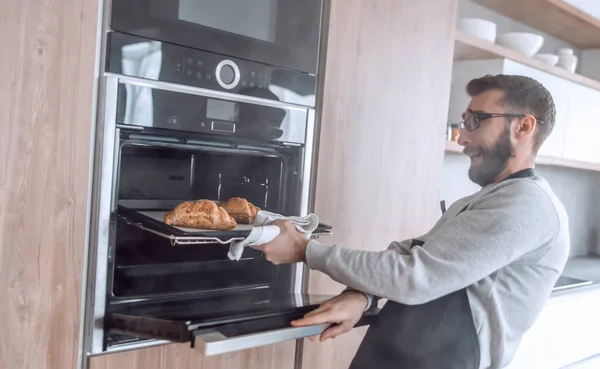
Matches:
[458,112,545,132]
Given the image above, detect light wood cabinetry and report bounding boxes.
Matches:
[89,341,296,369]
[302,0,459,368]
[0,0,99,368]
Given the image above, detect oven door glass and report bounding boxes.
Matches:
[108,293,378,355]
[111,0,323,74]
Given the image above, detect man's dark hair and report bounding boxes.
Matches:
[466,74,556,154]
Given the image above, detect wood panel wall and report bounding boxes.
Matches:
[303,0,459,368]
[0,0,99,368]
[89,341,296,369]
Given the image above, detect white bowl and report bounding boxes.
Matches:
[534,53,560,66]
[458,18,497,42]
[496,32,544,56]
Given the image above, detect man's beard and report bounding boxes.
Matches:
[467,127,515,187]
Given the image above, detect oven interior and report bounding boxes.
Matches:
[109,140,302,302]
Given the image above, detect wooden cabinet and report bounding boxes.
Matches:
[89,341,296,369]
[0,0,99,368]
[302,0,458,368]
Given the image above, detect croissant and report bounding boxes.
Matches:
[164,199,237,230]
[220,197,261,224]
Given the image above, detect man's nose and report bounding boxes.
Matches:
[456,128,469,147]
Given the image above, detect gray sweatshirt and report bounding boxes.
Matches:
[306,174,570,369]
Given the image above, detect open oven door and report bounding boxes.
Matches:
[107,293,379,355]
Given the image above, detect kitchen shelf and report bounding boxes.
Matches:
[444,141,600,172]
[454,31,600,92]
[472,0,600,49]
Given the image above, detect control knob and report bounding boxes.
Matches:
[215,59,240,90]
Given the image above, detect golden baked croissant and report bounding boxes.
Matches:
[220,197,261,224]
[164,199,237,230]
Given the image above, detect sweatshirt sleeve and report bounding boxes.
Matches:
[342,238,413,309]
[306,181,559,305]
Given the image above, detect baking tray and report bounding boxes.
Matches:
[117,206,332,246]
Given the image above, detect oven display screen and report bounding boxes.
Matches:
[178,0,278,43]
[207,99,238,122]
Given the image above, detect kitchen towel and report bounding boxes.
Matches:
[227,211,320,261]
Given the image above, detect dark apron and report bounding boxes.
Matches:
[349,168,536,369]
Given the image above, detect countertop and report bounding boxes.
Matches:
[549,255,600,302]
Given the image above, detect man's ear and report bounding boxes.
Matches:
[516,115,537,138]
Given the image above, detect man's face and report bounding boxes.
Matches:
[458,90,516,187]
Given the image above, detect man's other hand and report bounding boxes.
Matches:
[292,291,368,342]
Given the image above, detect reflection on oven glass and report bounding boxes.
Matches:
[178,0,279,43]
[268,84,316,108]
[121,42,162,125]
[207,98,239,122]
[217,173,270,209]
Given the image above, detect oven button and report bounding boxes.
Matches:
[211,121,236,133]
[220,65,235,84]
[215,59,240,90]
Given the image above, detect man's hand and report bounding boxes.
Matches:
[291,291,368,342]
[251,220,309,264]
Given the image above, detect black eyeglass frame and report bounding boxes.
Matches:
[458,112,545,132]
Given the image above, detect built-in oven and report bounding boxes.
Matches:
[81,8,377,363]
[111,0,323,74]
[82,69,377,360]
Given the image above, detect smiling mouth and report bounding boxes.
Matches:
[464,151,483,160]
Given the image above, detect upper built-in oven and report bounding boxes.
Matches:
[107,2,320,110]
[110,0,323,78]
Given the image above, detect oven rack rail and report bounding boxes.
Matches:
[118,215,332,246]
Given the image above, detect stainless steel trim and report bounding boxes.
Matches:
[195,324,330,356]
[77,0,108,366]
[119,139,282,158]
[215,59,241,90]
[300,109,316,217]
[106,73,310,111]
[110,127,121,212]
[294,0,331,363]
[294,109,317,295]
[91,339,171,356]
[85,76,120,355]
[116,123,144,131]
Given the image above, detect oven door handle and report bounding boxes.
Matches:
[194,323,331,356]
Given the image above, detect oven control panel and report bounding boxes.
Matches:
[107,32,317,108]
[176,54,266,91]
[115,82,309,145]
